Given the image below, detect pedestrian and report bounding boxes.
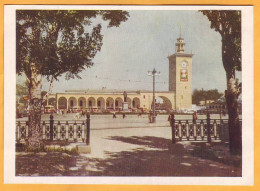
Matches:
[168,112,175,126]
[122,111,126,119]
[192,112,198,124]
[113,111,117,118]
[148,112,152,123]
[138,111,142,117]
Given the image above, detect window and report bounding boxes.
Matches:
[97,101,101,107]
[70,100,74,107]
[80,100,83,107]
[89,101,92,107]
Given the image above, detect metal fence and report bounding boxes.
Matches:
[170,115,242,143]
[172,119,227,141]
[16,114,90,144]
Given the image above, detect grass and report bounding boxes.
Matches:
[16,142,79,155]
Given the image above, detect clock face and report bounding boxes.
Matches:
[181,61,187,68]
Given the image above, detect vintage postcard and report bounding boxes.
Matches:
[3,5,253,185]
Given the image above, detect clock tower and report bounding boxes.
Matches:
[168,30,193,110]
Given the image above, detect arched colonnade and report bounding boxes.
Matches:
[56,96,141,110]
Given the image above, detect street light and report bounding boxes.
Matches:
[148,68,160,123]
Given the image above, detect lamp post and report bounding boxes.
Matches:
[219,103,222,120]
[201,88,207,113]
[148,68,160,123]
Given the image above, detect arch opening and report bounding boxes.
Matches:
[97,97,105,110]
[132,97,140,108]
[68,97,77,109]
[115,97,123,110]
[106,97,114,109]
[48,98,56,107]
[58,97,67,109]
[88,97,96,108]
[156,96,173,111]
[78,97,86,108]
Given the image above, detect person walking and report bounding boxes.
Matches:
[192,112,198,124]
[122,111,126,119]
[113,111,117,118]
[168,112,175,126]
[148,112,152,123]
[138,110,142,117]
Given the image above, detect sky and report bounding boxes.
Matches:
[17,10,242,94]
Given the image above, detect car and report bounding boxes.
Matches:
[137,107,149,113]
[105,107,115,113]
[90,107,100,113]
[182,109,194,114]
[71,106,83,113]
[155,109,167,114]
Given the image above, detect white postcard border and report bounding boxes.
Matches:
[4,5,254,185]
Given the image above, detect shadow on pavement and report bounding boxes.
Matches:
[67,136,242,177]
[107,136,170,149]
[16,136,242,177]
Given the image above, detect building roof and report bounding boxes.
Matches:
[63,89,175,94]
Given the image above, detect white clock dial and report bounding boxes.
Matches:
[181,61,187,68]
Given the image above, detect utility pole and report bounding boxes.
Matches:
[148,68,160,123]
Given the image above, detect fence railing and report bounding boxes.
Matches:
[16,114,90,145]
[170,114,242,143]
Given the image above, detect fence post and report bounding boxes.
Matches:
[207,112,211,143]
[219,119,224,141]
[25,121,29,141]
[170,114,176,144]
[86,114,90,145]
[16,121,20,142]
[50,114,54,141]
[193,118,197,141]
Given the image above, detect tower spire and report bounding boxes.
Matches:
[175,23,185,53]
[179,22,182,38]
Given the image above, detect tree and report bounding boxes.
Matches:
[16,10,129,148]
[192,88,223,105]
[207,89,223,101]
[200,10,242,154]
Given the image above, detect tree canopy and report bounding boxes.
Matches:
[192,89,223,105]
[16,10,129,81]
[200,10,241,74]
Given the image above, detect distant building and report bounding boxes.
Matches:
[199,100,215,106]
[207,96,242,114]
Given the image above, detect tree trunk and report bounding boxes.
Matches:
[27,64,43,149]
[42,76,55,105]
[225,73,242,155]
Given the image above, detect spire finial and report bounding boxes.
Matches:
[179,22,182,38]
